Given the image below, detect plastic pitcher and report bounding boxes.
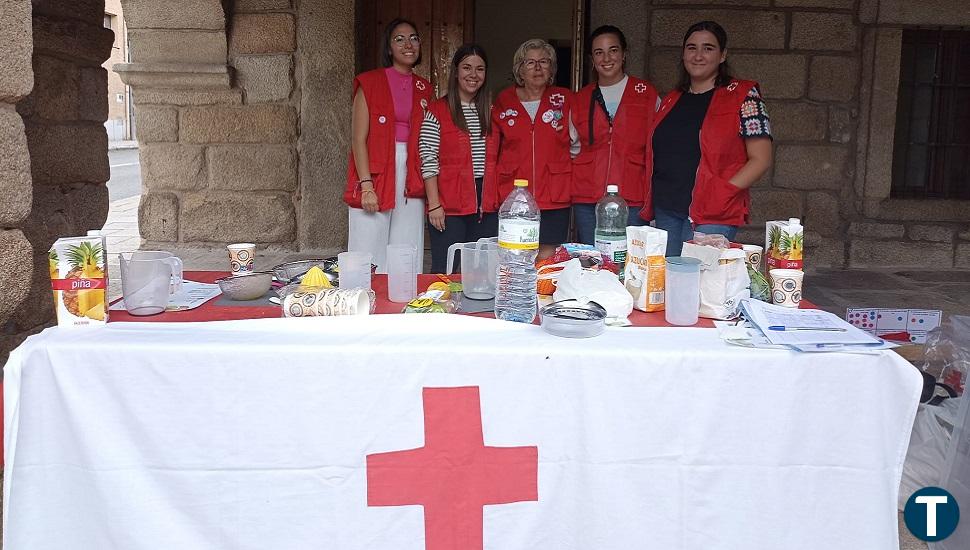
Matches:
[664,256,701,326]
[446,240,498,300]
[119,251,183,316]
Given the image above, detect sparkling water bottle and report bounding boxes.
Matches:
[495,179,540,323]
[594,184,629,280]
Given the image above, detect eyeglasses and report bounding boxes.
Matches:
[523,58,551,69]
[392,34,421,47]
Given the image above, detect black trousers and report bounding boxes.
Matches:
[429,211,498,273]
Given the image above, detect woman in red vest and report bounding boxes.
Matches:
[344,18,434,272]
[651,20,773,256]
[570,25,659,245]
[492,39,573,260]
[418,44,498,273]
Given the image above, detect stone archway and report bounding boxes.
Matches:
[1,0,114,363]
[0,0,358,363]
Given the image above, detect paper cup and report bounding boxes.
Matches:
[227,243,256,275]
[282,288,373,317]
[769,269,803,308]
[742,244,763,272]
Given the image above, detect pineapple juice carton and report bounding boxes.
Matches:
[49,235,108,326]
[765,218,804,271]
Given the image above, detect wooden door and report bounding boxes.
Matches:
[357,0,475,97]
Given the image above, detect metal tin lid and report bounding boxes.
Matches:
[539,299,607,338]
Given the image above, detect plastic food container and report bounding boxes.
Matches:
[539,299,607,338]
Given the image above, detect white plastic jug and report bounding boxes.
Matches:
[446,239,499,300]
[119,251,183,316]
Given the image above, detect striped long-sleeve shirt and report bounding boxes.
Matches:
[418,102,486,180]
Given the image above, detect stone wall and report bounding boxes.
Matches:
[0,0,35,364]
[590,0,970,269]
[117,0,301,249]
[594,0,857,267]
[1,0,113,364]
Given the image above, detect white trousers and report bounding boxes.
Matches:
[348,143,425,273]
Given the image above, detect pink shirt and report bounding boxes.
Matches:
[385,67,414,142]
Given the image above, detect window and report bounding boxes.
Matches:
[104,14,114,31]
[891,29,970,200]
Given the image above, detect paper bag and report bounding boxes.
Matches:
[625,226,667,312]
[682,242,750,320]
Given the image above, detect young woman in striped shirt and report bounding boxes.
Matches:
[418,44,499,273]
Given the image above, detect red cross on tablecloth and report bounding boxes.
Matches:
[367,386,539,550]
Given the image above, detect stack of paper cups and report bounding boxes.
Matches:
[282,288,374,317]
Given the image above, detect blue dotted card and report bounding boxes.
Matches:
[846,308,942,343]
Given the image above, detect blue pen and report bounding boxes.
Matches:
[768,325,847,332]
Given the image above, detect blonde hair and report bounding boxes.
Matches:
[512,39,557,87]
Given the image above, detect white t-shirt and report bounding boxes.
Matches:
[599,74,628,119]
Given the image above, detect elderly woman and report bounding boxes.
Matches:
[570,25,659,245]
[344,18,433,272]
[492,38,573,259]
[651,20,773,256]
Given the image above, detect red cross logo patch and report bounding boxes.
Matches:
[635,82,646,94]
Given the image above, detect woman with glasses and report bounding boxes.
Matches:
[570,25,659,245]
[651,20,773,256]
[492,39,574,260]
[344,18,433,272]
[418,44,498,273]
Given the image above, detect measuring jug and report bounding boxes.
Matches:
[119,251,183,316]
[445,240,498,300]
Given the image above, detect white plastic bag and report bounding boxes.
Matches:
[899,400,960,510]
[553,258,633,325]
[682,243,750,320]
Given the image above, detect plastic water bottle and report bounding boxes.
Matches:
[594,184,629,280]
[495,179,540,323]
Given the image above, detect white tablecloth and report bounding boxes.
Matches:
[4,315,921,550]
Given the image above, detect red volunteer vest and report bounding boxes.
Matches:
[344,68,433,211]
[492,86,572,210]
[425,99,499,216]
[572,76,658,213]
[653,79,757,226]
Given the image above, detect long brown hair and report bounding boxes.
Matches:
[446,43,491,137]
[676,20,735,92]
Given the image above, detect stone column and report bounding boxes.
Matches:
[1,0,113,362]
[117,0,298,249]
[297,0,355,252]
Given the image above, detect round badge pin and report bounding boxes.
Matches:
[541,110,554,123]
[378,115,386,124]
[508,119,515,127]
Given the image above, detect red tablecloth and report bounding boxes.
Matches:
[108,271,739,328]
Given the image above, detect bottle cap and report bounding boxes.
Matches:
[513,179,529,187]
[606,184,619,193]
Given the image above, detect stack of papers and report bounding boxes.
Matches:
[736,299,892,353]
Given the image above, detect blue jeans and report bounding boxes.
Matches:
[573,203,649,245]
[652,207,737,257]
